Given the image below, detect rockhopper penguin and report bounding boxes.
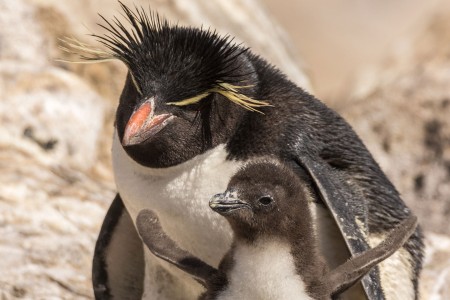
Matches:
[85,4,424,300]
[135,158,419,300]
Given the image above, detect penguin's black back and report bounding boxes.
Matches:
[224,53,423,293]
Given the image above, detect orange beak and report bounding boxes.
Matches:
[122,98,174,146]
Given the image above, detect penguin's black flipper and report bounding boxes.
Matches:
[136,209,218,287]
[295,155,385,300]
[93,194,145,300]
[328,215,418,296]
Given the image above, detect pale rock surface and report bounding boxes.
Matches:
[0,0,449,299]
[0,0,114,298]
[421,233,450,299]
[339,8,450,298]
[261,0,443,102]
[341,9,450,236]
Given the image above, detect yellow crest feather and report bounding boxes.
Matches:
[58,37,144,95]
[59,38,273,113]
[58,37,115,63]
[166,93,211,106]
[167,83,273,114]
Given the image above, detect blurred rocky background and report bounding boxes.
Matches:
[0,0,449,298]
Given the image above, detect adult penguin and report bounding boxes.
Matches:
[87,4,423,300]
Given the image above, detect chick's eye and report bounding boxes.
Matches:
[258,196,273,206]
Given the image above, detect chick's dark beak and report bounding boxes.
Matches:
[209,192,250,215]
[122,97,175,146]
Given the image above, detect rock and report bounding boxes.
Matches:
[337,8,450,298]
[0,0,309,298]
[0,0,114,298]
[261,0,443,102]
[1,65,105,171]
[1,0,449,298]
[421,233,450,299]
[341,9,450,236]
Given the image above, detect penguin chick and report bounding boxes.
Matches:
[136,159,418,300]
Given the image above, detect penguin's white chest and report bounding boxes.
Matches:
[111,131,244,265]
[216,239,313,300]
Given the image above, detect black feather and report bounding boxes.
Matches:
[93,2,250,101]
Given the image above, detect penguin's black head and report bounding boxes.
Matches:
[210,158,314,241]
[94,4,270,168]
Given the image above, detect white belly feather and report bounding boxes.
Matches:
[112,130,244,299]
[216,239,313,300]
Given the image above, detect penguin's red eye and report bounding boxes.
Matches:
[258,196,273,205]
